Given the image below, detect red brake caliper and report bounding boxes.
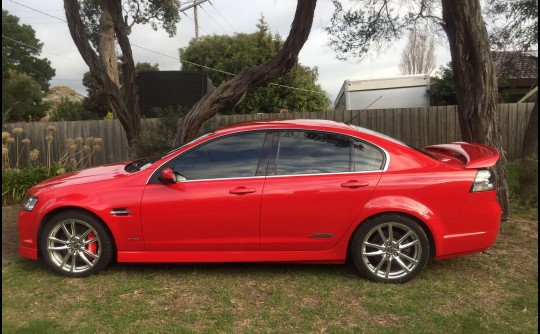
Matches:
[87,232,97,254]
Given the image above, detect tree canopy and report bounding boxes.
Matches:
[2,10,56,91]
[2,10,55,122]
[179,18,330,115]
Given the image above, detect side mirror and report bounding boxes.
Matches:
[158,168,176,184]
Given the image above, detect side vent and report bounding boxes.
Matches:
[110,208,131,216]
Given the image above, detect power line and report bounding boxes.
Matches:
[199,4,229,34]
[7,0,326,96]
[2,35,83,64]
[208,1,238,33]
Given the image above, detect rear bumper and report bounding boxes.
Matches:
[434,191,502,259]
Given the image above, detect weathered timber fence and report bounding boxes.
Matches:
[2,103,534,168]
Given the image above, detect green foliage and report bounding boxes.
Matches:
[180,18,330,114]
[486,0,538,52]
[79,0,181,49]
[82,62,160,120]
[50,97,83,121]
[2,69,50,122]
[2,166,53,204]
[130,105,187,159]
[430,63,457,106]
[2,10,56,91]
[509,157,538,208]
[103,112,114,120]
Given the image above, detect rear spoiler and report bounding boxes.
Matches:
[423,142,500,169]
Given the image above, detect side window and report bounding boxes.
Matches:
[173,132,266,180]
[352,141,385,171]
[275,131,351,175]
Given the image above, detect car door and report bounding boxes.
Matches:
[140,131,270,251]
[260,130,385,251]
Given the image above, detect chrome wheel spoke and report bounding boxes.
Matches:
[397,231,412,245]
[397,252,418,264]
[70,220,77,238]
[376,226,387,242]
[399,240,418,250]
[81,228,93,239]
[83,238,97,245]
[394,257,411,273]
[61,223,72,238]
[60,252,71,268]
[48,245,69,251]
[70,252,76,272]
[81,248,98,259]
[373,257,386,275]
[78,251,94,267]
[364,242,385,250]
[388,224,394,242]
[385,258,392,278]
[49,236,68,245]
[364,250,385,256]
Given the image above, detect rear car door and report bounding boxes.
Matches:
[260,130,385,251]
[141,131,270,251]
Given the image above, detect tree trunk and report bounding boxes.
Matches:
[98,5,119,86]
[441,0,510,219]
[174,0,317,145]
[521,83,538,158]
[64,0,140,144]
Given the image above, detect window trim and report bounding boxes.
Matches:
[147,128,390,184]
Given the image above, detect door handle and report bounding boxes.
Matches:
[341,180,369,188]
[229,187,256,195]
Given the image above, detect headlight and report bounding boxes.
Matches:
[22,195,39,212]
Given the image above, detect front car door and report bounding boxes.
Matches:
[260,130,385,251]
[140,131,269,251]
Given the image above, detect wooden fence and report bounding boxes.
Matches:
[2,103,534,168]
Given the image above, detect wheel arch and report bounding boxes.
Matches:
[347,211,436,260]
[37,206,117,259]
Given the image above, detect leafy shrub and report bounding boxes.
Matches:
[515,157,538,208]
[2,166,50,204]
[130,106,188,159]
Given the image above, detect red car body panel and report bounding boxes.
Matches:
[18,119,502,266]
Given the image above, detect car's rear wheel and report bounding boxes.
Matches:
[40,211,114,277]
[350,214,429,283]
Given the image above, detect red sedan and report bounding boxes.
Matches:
[18,119,502,283]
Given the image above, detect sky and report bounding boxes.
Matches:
[2,0,452,105]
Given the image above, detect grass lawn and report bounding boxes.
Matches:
[2,204,538,334]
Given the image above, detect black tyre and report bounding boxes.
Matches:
[350,214,429,283]
[40,210,114,277]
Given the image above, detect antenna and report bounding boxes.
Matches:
[344,95,382,125]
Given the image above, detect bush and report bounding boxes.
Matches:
[2,166,52,204]
[516,157,538,207]
[129,106,188,159]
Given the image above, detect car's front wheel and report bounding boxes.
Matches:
[350,214,429,283]
[40,211,114,277]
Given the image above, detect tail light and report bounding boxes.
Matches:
[471,169,495,192]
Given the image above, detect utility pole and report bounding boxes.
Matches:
[194,0,199,40]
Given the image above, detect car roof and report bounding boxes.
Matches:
[216,119,358,134]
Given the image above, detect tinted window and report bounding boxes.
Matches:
[275,131,351,175]
[352,141,384,171]
[173,132,266,180]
